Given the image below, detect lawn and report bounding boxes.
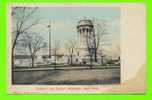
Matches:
[13,66,120,85]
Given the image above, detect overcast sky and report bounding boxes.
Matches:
[30,7,120,44]
[15,6,120,57]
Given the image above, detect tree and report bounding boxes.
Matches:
[98,48,105,65]
[12,7,39,66]
[91,18,108,62]
[66,40,76,65]
[52,40,61,67]
[21,33,47,67]
[86,31,94,68]
[85,18,108,68]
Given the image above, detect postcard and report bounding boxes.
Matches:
[7,3,146,94]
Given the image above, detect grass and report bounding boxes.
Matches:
[13,67,120,85]
[14,63,120,69]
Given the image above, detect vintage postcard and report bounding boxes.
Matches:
[7,3,146,94]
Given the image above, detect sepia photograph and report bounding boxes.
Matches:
[7,4,145,94]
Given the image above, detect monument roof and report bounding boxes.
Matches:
[77,19,93,26]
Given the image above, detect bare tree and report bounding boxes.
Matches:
[21,33,47,67]
[86,32,94,68]
[52,40,61,67]
[98,48,105,65]
[85,18,108,68]
[92,18,108,62]
[75,44,80,64]
[12,7,39,66]
[66,40,76,65]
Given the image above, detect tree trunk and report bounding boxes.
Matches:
[12,48,14,67]
[12,35,19,84]
[31,56,34,67]
[54,51,56,69]
[70,55,73,65]
[90,55,92,69]
[12,32,21,68]
[94,50,97,62]
[101,56,103,65]
[11,46,15,84]
[70,49,73,65]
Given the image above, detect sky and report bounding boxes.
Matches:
[15,6,120,57]
[32,7,120,43]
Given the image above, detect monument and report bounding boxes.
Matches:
[77,18,95,64]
